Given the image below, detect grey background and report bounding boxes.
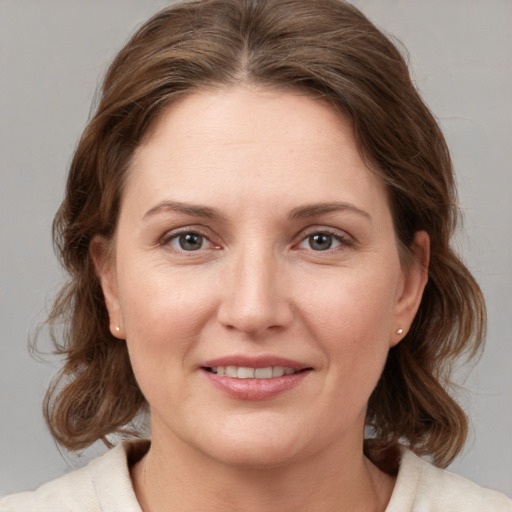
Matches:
[1,0,511,497]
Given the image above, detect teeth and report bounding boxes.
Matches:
[237,367,255,379]
[254,367,272,378]
[272,366,285,377]
[210,366,297,378]
[225,366,238,377]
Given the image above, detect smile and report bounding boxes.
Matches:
[208,366,298,378]
[201,359,312,400]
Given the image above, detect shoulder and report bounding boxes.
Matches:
[0,441,146,512]
[386,447,512,512]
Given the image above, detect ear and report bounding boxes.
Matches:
[390,231,430,347]
[90,235,125,339]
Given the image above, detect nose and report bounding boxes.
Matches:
[216,245,294,336]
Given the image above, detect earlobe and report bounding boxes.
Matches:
[90,235,124,339]
[391,231,430,346]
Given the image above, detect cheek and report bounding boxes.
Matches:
[297,265,398,375]
[300,264,398,333]
[119,257,210,326]
[116,263,216,373]
[117,272,212,406]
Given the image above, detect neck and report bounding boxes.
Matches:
[131,426,394,512]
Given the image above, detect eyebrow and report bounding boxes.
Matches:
[143,200,370,222]
[143,200,225,221]
[288,202,371,221]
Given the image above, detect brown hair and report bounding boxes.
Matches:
[43,0,485,468]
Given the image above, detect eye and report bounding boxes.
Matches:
[298,231,346,251]
[166,231,211,251]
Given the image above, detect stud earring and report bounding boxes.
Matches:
[115,325,120,332]
[395,328,403,335]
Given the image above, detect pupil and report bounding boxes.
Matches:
[179,233,202,251]
[310,233,332,251]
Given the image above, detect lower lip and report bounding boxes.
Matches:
[202,370,310,400]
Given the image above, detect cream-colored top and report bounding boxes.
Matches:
[1,441,511,511]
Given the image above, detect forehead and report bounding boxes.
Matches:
[124,85,390,220]
[148,85,349,148]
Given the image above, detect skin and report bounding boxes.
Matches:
[93,85,429,512]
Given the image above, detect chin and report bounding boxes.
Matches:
[193,416,316,470]
[206,439,303,470]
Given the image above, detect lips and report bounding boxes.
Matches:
[208,365,298,378]
[201,356,312,400]
[202,355,309,371]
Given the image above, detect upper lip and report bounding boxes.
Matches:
[201,355,311,371]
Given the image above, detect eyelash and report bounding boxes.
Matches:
[159,227,353,254]
[296,228,353,253]
[159,228,217,253]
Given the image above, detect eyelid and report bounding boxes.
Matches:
[159,226,221,252]
[294,226,354,251]
[157,224,354,252]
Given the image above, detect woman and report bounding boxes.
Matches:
[2,0,510,510]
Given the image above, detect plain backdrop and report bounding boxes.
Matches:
[1,0,511,497]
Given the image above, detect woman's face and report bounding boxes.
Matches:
[97,85,428,468]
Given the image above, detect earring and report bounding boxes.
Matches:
[395,328,403,335]
[115,325,120,332]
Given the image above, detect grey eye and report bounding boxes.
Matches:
[175,233,204,251]
[308,233,333,251]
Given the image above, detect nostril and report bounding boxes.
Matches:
[217,307,291,336]
[216,263,294,335]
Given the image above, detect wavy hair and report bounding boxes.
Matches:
[42,0,485,469]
